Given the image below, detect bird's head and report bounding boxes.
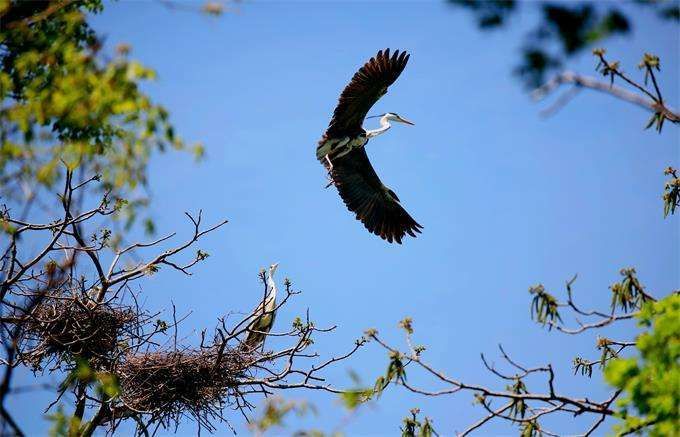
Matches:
[269,262,279,276]
[384,112,414,126]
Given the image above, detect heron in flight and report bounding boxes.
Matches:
[317,49,422,244]
[244,263,278,351]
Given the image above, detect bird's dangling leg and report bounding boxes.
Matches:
[324,154,335,188]
[324,154,333,173]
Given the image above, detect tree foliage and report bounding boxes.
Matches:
[449,0,679,87]
[0,0,202,228]
[605,294,680,436]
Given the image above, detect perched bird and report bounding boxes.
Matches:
[317,48,422,244]
[244,263,279,351]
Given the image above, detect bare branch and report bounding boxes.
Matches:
[533,71,679,122]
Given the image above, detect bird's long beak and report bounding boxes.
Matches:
[398,116,415,126]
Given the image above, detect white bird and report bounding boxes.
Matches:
[244,263,279,351]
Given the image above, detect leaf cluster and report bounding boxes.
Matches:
[604,294,680,436]
[449,1,677,87]
[663,167,679,217]
[609,268,648,313]
[596,336,619,368]
[573,356,594,378]
[528,284,562,329]
[249,397,317,434]
[400,408,438,437]
[0,0,202,229]
[507,378,528,419]
[374,351,407,397]
[520,419,542,437]
[49,358,121,437]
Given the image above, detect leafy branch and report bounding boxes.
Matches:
[362,269,666,436]
[663,166,679,217]
[533,50,679,130]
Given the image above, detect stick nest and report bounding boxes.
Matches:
[115,346,255,425]
[20,295,136,370]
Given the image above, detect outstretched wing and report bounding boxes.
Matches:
[331,148,422,244]
[325,49,410,138]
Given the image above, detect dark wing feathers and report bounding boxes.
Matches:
[325,49,410,137]
[320,48,421,243]
[331,148,422,244]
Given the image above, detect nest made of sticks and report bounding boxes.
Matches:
[115,346,255,425]
[20,295,137,370]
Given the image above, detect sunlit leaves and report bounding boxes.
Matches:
[609,268,647,313]
[605,294,680,436]
[46,405,73,437]
[529,284,562,329]
[520,419,542,437]
[593,49,620,87]
[338,370,374,410]
[90,227,112,247]
[249,397,316,433]
[573,356,594,377]
[155,319,169,333]
[386,351,407,384]
[0,2,199,228]
[645,111,668,132]
[364,328,378,338]
[144,264,159,275]
[374,351,407,397]
[339,388,373,411]
[202,2,224,16]
[596,336,619,367]
[636,52,671,132]
[399,317,414,335]
[663,167,679,217]
[639,52,661,78]
[400,408,437,437]
[0,210,17,235]
[507,378,528,419]
[60,358,121,400]
[594,50,676,133]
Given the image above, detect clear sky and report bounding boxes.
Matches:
[10,1,679,435]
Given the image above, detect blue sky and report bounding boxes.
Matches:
[10,1,679,435]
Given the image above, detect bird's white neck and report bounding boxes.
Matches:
[365,115,391,138]
[265,271,277,307]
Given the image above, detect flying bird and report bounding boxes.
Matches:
[317,49,422,244]
[244,263,278,351]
